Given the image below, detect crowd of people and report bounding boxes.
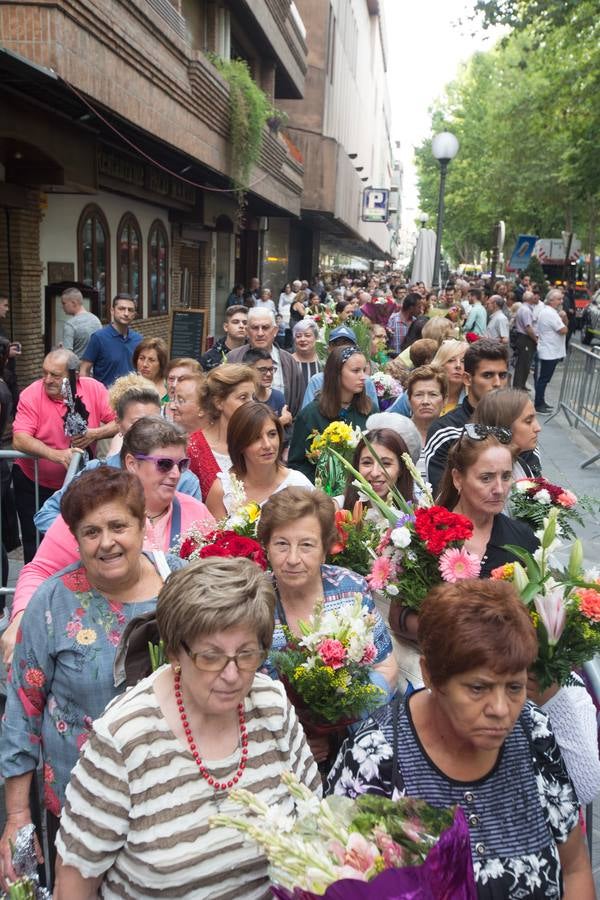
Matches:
[0,271,597,898]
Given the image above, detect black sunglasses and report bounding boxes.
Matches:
[459,423,512,445]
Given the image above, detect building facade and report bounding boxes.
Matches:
[0,0,306,381]
[278,0,397,276]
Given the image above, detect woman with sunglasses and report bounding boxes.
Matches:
[9,417,215,621]
[438,425,538,577]
[54,558,320,899]
[0,468,188,888]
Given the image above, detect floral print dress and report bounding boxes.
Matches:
[0,553,185,815]
[327,694,579,899]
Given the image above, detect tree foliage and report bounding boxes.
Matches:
[415,2,600,279]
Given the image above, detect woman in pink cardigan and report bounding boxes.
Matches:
[5,417,213,663]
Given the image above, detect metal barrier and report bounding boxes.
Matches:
[0,450,42,602]
[546,344,600,468]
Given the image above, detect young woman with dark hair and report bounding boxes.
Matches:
[288,346,377,482]
[205,402,312,518]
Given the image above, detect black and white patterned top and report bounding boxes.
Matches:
[327,694,579,899]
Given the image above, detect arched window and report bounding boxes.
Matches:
[116,213,142,306]
[77,204,110,311]
[148,219,169,316]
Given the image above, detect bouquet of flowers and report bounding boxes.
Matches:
[306,421,362,496]
[492,508,600,690]
[510,477,596,541]
[178,528,268,570]
[327,502,385,577]
[331,442,479,611]
[210,772,476,898]
[271,595,385,729]
[370,371,403,412]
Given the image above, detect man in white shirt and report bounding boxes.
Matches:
[534,289,567,413]
[484,295,510,343]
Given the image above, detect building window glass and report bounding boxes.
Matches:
[148,220,169,316]
[77,204,110,311]
[117,213,142,305]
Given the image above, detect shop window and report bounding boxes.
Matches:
[77,204,110,311]
[148,219,169,316]
[116,213,142,306]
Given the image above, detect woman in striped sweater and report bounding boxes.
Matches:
[55,557,320,900]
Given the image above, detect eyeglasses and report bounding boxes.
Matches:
[134,454,191,473]
[182,641,268,672]
[256,366,277,375]
[459,423,512,445]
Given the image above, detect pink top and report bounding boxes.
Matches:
[11,492,214,619]
[13,377,116,489]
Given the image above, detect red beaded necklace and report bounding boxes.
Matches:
[174,669,248,790]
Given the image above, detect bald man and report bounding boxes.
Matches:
[12,349,117,560]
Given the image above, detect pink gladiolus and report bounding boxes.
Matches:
[367,556,395,591]
[373,826,406,868]
[557,490,577,508]
[439,547,481,582]
[534,590,567,646]
[317,638,347,669]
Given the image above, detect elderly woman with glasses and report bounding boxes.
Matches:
[54,558,320,899]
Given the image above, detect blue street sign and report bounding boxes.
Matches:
[362,188,389,223]
[507,234,538,271]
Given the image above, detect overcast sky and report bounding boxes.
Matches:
[384,0,506,220]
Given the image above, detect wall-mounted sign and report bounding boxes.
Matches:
[362,188,389,223]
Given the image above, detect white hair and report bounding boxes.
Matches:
[247,307,276,326]
[293,318,319,338]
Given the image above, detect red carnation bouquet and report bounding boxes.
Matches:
[510,477,597,541]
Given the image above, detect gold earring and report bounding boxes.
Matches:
[173,663,181,674]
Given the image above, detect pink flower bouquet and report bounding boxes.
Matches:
[510,476,597,541]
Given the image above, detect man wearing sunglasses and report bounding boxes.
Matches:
[423,339,510,498]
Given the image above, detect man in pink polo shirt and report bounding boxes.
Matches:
[12,349,117,561]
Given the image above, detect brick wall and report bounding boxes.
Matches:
[0,191,45,385]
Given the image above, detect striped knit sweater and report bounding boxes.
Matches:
[56,670,320,899]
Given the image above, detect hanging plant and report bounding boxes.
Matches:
[210,55,285,207]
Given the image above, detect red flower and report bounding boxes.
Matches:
[330,509,352,555]
[465,332,480,343]
[24,668,46,688]
[198,530,268,570]
[43,782,61,817]
[414,506,473,555]
[179,536,200,559]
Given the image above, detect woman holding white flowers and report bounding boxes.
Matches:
[54,558,320,899]
[257,487,398,764]
[205,402,313,518]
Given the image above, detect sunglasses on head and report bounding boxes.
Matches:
[459,423,512,445]
[134,454,191,474]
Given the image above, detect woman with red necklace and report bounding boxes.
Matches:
[54,557,320,899]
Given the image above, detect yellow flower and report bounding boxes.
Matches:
[530,611,539,627]
[76,628,97,646]
[245,502,261,523]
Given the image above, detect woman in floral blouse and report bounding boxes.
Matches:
[328,579,594,899]
[0,468,185,888]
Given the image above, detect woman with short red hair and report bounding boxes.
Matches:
[328,579,594,898]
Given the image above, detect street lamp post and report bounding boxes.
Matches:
[431,131,459,290]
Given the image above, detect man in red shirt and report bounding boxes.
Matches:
[12,349,117,561]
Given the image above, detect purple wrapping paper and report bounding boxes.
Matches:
[270,807,477,900]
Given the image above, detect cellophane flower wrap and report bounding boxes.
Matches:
[492,507,600,690]
[371,371,403,411]
[327,501,385,577]
[306,421,362,496]
[510,477,597,541]
[330,443,479,611]
[271,595,385,726]
[210,772,476,899]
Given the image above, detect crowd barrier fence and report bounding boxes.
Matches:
[546,344,600,468]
